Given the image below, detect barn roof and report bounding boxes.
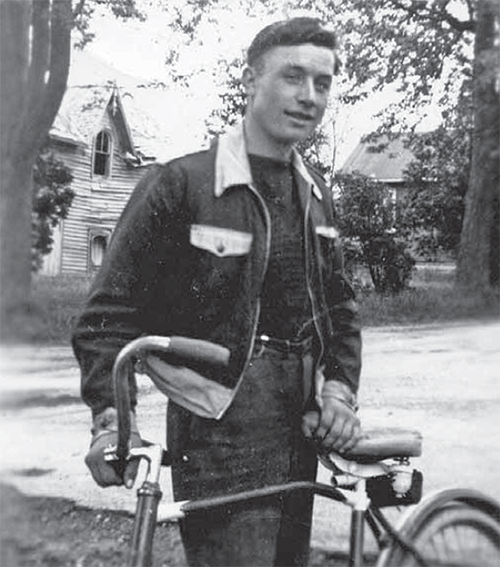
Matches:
[339,135,415,183]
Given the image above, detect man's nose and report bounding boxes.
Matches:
[298,78,316,105]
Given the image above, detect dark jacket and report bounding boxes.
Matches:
[72,123,362,420]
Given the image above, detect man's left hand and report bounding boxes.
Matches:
[302,399,360,453]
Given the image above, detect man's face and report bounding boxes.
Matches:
[243,43,335,152]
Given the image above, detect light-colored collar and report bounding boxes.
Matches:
[214,121,323,201]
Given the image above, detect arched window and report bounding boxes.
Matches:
[88,229,111,272]
[93,130,112,176]
[90,235,107,267]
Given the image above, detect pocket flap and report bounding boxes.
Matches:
[316,225,339,239]
[190,224,253,257]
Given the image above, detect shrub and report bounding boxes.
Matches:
[335,172,415,293]
[363,236,416,294]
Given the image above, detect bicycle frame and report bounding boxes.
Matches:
[124,444,429,567]
[106,336,427,567]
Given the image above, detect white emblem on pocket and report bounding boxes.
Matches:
[190,225,253,257]
[316,226,339,239]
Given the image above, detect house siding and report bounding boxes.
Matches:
[41,105,150,276]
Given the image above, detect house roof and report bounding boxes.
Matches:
[49,51,171,161]
[339,135,415,183]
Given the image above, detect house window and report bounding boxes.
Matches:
[88,229,111,272]
[93,130,112,176]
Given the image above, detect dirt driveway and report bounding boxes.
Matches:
[0,320,499,564]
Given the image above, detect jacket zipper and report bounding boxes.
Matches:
[218,183,271,417]
[244,183,271,358]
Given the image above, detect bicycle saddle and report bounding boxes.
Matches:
[340,427,422,463]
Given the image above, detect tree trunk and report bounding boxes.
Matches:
[0,0,71,340]
[0,2,32,326]
[0,157,35,323]
[456,0,500,292]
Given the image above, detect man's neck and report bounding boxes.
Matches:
[243,119,294,162]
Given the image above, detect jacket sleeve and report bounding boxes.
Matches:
[72,163,187,419]
[314,180,362,398]
[322,243,362,398]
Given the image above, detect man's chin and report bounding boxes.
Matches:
[269,127,316,149]
[288,130,315,144]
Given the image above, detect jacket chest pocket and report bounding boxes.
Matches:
[190,224,253,257]
[189,224,253,297]
[315,225,354,301]
[315,225,340,269]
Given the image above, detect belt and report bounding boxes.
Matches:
[255,334,313,356]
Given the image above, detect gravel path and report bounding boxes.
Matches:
[1,320,499,558]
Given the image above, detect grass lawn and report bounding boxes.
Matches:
[4,264,499,344]
[357,264,499,327]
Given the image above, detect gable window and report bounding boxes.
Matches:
[93,130,112,176]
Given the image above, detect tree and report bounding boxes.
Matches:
[328,0,499,291]
[0,0,145,340]
[455,0,499,291]
[335,173,415,292]
[32,149,75,271]
[0,0,72,337]
[402,128,468,259]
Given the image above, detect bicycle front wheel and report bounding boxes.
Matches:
[377,488,500,567]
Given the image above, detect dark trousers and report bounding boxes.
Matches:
[167,346,318,567]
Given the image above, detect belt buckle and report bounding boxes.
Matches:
[258,335,287,356]
[257,334,309,356]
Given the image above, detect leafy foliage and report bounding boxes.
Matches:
[72,0,146,48]
[346,2,471,102]
[205,56,247,139]
[334,173,415,293]
[401,128,469,259]
[32,150,75,272]
[363,235,416,294]
[334,173,398,239]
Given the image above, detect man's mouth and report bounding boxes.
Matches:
[285,111,315,122]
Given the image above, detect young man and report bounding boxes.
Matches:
[73,17,362,566]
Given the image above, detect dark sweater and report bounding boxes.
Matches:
[249,154,312,340]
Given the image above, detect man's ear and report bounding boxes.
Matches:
[241,65,257,96]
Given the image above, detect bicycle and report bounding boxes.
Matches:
[104,335,500,567]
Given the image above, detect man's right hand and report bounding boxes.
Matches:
[85,408,142,489]
[85,429,142,488]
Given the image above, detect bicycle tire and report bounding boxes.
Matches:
[377,488,500,567]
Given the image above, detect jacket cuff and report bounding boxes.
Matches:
[315,377,358,412]
[90,407,139,436]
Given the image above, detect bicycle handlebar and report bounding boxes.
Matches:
[111,335,422,478]
[112,336,231,466]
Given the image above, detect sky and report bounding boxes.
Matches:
[79,2,442,168]
[80,4,267,160]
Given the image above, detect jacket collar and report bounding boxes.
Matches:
[214,121,323,201]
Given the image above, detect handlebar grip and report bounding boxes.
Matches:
[157,336,230,368]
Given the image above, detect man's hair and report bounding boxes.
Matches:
[247,17,341,75]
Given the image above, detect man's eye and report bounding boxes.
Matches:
[316,81,331,93]
[285,73,302,83]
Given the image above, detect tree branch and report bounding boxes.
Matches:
[21,0,50,154]
[0,1,31,162]
[21,0,72,162]
[388,0,475,33]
